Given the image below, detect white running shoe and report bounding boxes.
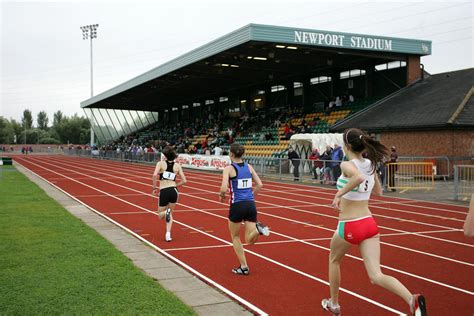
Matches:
[165,232,172,242]
[256,222,270,236]
[321,298,341,316]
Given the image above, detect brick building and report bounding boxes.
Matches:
[332,68,474,174]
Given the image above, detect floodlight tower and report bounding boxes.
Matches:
[80,24,99,147]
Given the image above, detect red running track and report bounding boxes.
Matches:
[14,156,474,315]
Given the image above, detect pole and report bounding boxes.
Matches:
[89,33,95,147]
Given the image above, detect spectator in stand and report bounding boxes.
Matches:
[309,148,323,181]
[331,144,344,184]
[273,118,281,128]
[283,123,290,139]
[388,146,398,192]
[335,96,342,107]
[288,147,300,181]
[213,145,223,156]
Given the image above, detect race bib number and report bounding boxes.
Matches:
[237,178,252,189]
[162,171,176,181]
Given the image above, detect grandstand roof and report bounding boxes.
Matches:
[81,23,431,111]
[331,68,474,132]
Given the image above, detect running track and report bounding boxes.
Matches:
[14,156,474,315]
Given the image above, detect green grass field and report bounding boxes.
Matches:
[0,165,195,315]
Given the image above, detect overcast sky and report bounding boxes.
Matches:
[1,0,472,124]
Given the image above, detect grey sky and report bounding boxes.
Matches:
[1,0,472,124]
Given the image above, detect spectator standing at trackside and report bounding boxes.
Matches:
[388,146,398,192]
[321,145,333,183]
[309,148,323,181]
[331,144,344,185]
[288,147,300,181]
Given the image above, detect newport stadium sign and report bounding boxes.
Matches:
[294,31,393,51]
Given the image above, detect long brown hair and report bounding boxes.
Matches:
[343,128,388,173]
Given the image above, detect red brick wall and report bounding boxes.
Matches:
[406,56,421,85]
[380,130,474,157]
[380,130,473,176]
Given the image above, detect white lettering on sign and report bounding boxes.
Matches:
[294,31,392,51]
[237,178,252,189]
[294,31,345,47]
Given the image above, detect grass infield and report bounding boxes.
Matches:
[0,165,195,315]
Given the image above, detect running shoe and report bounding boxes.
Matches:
[410,294,427,316]
[165,232,172,242]
[256,222,270,236]
[232,266,249,275]
[321,298,341,316]
[165,208,171,223]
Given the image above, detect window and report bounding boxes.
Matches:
[219,97,228,102]
[310,76,332,85]
[271,85,286,92]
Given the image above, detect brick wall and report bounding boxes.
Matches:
[380,130,473,157]
[380,130,473,176]
[406,56,421,85]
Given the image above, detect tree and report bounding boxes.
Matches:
[22,109,33,129]
[0,117,15,144]
[55,114,90,144]
[53,110,63,127]
[10,119,22,144]
[37,111,49,130]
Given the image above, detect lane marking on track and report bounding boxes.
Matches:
[380,229,463,237]
[15,159,270,316]
[49,156,467,229]
[73,156,469,222]
[22,157,474,290]
[43,156,474,257]
[16,158,412,314]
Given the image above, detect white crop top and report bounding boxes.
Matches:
[336,158,375,201]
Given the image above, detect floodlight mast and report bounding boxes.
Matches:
[80,24,99,147]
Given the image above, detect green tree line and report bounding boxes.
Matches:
[0,109,90,145]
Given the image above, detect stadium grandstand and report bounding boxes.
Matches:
[80,23,433,158]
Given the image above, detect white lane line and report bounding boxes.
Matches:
[28,157,474,293]
[58,156,471,248]
[17,158,406,315]
[46,156,474,256]
[15,159,269,316]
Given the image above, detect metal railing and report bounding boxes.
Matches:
[398,156,450,180]
[64,148,161,164]
[454,165,474,201]
[386,162,435,191]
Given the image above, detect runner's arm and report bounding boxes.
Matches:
[372,172,383,196]
[249,164,263,196]
[219,166,231,202]
[335,161,365,197]
[152,161,162,191]
[175,165,187,188]
[464,194,474,237]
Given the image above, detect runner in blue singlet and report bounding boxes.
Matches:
[219,143,270,275]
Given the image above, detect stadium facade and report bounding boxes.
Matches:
[80,24,431,144]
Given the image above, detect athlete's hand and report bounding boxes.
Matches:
[219,193,225,203]
[332,195,341,212]
[152,188,158,196]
